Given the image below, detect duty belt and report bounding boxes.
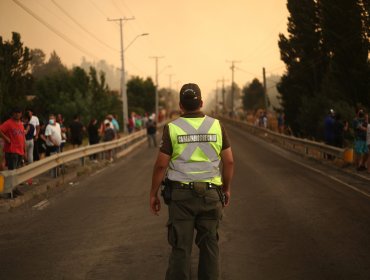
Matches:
[169,181,225,205]
[170,181,220,191]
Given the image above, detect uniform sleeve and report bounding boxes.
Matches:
[220,122,231,150]
[159,124,173,156]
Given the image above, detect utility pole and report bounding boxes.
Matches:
[227,60,241,116]
[107,17,135,134]
[150,56,164,123]
[215,79,222,115]
[221,77,229,114]
[168,73,174,92]
[263,67,268,111]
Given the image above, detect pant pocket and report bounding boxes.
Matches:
[167,221,178,247]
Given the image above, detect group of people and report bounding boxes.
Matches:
[0,109,142,182]
[324,108,370,172]
[0,109,159,175]
[254,110,268,128]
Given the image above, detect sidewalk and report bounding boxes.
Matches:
[0,158,110,212]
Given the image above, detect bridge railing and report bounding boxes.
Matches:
[218,116,346,161]
[0,129,147,196]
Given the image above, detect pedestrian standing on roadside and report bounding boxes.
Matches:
[23,113,35,164]
[27,109,40,161]
[150,83,234,280]
[146,116,157,147]
[111,114,120,138]
[103,122,115,162]
[37,121,47,159]
[353,109,368,171]
[324,109,335,147]
[278,112,285,134]
[45,114,62,156]
[0,108,26,196]
[333,113,345,148]
[69,115,84,149]
[57,114,67,152]
[87,118,100,161]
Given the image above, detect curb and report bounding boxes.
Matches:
[0,171,77,213]
[0,137,147,212]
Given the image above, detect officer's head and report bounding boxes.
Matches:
[179,83,203,112]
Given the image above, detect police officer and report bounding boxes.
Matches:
[150,83,234,280]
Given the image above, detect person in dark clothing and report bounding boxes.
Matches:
[333,113,344,148]
[146,117,157,147]
[103,122,115,162]
[23,114,35,164]
[324,109,335,146]
[69,115,84,148]
[87,118,100,161]
[37,121,47,159]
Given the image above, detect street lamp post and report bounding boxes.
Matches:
[150,56,170,122]
[108,17,148,134]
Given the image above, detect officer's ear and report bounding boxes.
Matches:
[199,100,203,108]
[179,102,184,111]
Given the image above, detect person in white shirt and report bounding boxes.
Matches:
[45,114,62,156]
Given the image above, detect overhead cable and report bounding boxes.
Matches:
[51,0,119,53]
[12,0,99,60]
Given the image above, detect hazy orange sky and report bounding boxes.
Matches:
[0,0,289,102]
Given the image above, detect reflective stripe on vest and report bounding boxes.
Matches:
[167,116,221,182]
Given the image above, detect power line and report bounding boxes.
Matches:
[243,17,286,61]
[35,1,83,34]
[89,0,113,21]
[12,0,99,60]
[235,66,259,78]
[51,0,119,53]
[118,0,163,56]
[111,0,125,15]
[120,0,135,16]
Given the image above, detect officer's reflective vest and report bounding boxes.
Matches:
[167,115,222,185]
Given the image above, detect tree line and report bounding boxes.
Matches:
[277,0,369,139]
[0,32,156,127]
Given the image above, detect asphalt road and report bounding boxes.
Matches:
[1,123,370,280]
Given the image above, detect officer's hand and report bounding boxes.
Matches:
[150,195,161,215]
[223,190,231,207]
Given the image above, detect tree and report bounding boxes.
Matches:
[278,0,326,136]
[242,79,265,111]
[30,48,46,74]
[32,63,122,126]
[0,32,32,120]
[278,0,370,138]
[319,0,370,107]
[32,50,67,79]
[126,76,156,115]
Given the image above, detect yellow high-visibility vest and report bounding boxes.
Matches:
[167,115,222,185]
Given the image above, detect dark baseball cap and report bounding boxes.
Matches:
[11,107,22,113]
[179,83,202,110]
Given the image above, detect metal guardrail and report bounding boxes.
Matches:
[218,116,346,161]
[0,129,147,196]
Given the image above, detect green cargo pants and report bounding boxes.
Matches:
[165,187,223,280]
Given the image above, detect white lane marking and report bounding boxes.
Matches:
[229,124,370,199]
[32,199,50,210]
[91,168,108,176]
[281,154,370,199]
